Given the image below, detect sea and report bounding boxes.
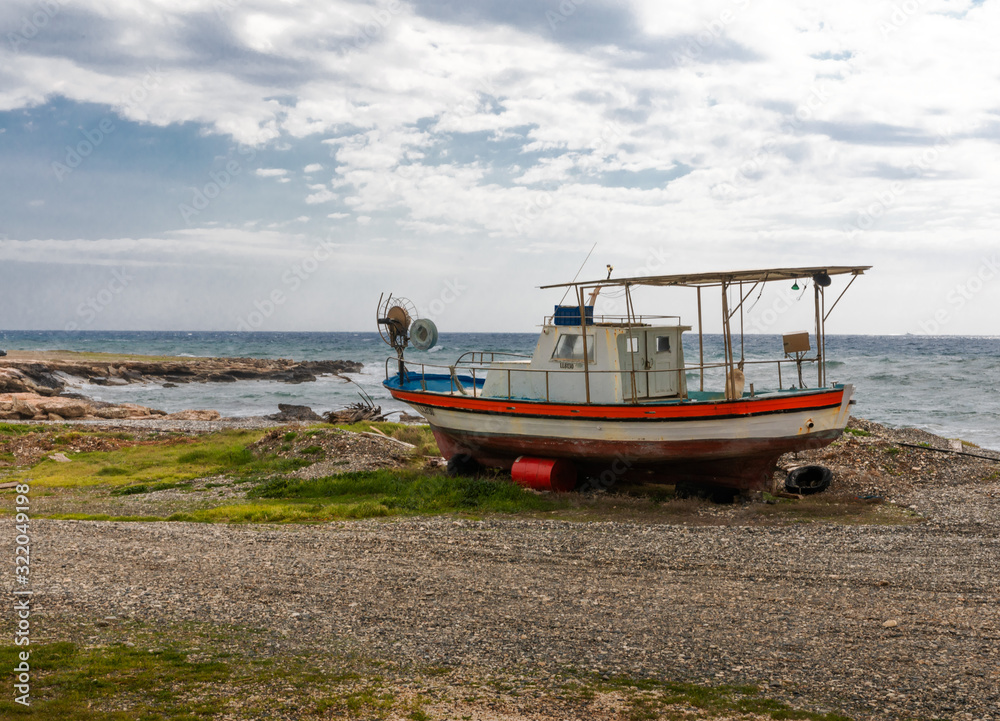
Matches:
[1,331,998,451]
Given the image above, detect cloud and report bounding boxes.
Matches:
[0,0,998,333]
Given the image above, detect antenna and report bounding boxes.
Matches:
[557,242,597,306]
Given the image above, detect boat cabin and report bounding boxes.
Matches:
[481,318,691,404]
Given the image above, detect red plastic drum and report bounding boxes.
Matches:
[510,456,577,492]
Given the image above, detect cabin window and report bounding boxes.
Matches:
[626,336,639,353]
[655,335,671,353]
[552,333,595,362]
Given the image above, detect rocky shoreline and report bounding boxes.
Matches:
[0,351,362,421]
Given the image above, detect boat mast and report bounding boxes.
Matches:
[814,283,823,388]
[577,285,591,404]
[624,282,639,403]
[720,279,735,396]
[697,286,705,392]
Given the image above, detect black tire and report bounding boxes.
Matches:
[446,454,480,476]
[785,465,833,495]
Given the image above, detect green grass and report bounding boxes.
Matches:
[585,674,853,721]
[9,430,309,488]
[246,468,559,516]
[148,469,561,523]
[109,481,192,496]
[0,640,231,719]
[0,422,50,437]
[843,427,871,437]
[0,629,858,721]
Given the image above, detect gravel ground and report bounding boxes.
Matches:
[22,485,1000,721]
[8,418,1000,719]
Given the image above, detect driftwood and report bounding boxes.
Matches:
[324,402,386,424]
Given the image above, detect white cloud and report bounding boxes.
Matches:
[1,0,999,333]
[305,188,338,204]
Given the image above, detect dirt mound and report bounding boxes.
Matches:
[249,426,416,478]
[777,416,1000,499]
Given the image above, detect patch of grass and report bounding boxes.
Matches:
[589,674,853,721]
[10,430,309,488]
[246,468,559,519]
[283,431,298,441]
[301,445,324,455]
[0,422,46,437]
[110,481,192,496]
[97,466,131,477]
[0,641,232,719]
[885,446,901,456]
[843,427,871,437]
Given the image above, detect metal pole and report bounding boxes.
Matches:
[578,286,591,404]
[739,281,745,364]
[697,286,704,392]
[814,283,822,388]
[721,281,734,397]
[820,286,827,387]
[625,283,639,402]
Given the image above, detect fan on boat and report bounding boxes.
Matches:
[376,294,438,352]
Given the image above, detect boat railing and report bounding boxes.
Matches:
[541,314,683,327]
[454,350,533,366]
[386,353,822,402]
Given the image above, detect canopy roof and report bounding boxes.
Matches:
[540,265,872,290]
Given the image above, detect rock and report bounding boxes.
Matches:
[95,407,135,420]
[162,410,221,421]
[12,398,38,419]
[882,619,899,628]
[35,397,91,419]
[268,404,324,422]
[48,453,72,463]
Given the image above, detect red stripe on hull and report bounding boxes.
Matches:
[389,387,845,421]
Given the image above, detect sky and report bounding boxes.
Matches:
[1,0,998,335]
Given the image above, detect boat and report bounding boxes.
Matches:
[379,266,870,494]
